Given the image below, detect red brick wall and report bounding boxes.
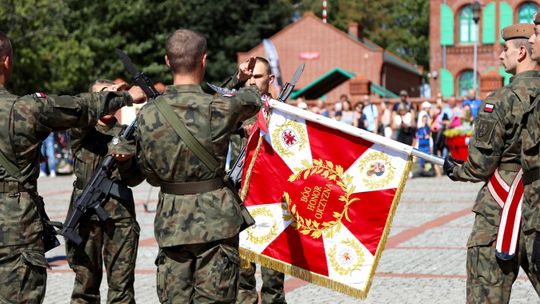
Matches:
[430,0,540,99]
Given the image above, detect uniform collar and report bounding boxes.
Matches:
[511,70,540,82]
[0,85,11,96]
[164,84,204,94]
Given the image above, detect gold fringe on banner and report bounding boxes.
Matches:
[363,155,413,295]
[239,156,414,300]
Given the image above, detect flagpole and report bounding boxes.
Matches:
[412,148,444,166]
[268,100,444,166]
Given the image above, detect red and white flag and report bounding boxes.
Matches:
[239,100,414,299]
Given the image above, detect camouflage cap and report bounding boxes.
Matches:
[501,24,534,41]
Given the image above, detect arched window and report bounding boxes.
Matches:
[459,5,479,43]
[458,71,476,97]
[518,2,538,24]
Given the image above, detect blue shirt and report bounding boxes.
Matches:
[462,98,482,119]
[416,126,431,148]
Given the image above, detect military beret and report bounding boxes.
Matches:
[501,24,534,41]
[535,12,540,25]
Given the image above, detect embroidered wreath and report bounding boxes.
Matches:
[282,159,359,239]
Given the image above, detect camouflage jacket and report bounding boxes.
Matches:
[520,74,540,232]
[452,71,540,244]
[0,86,132,248]
[122,84,261,247]
[68,120,134,221]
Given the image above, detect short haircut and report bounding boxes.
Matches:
[255,57,272,75]
[0,31,12,59]
[166,29,207,74]
[511,38,533,56]
[89,79,115,93]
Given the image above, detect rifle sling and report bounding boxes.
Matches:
[0,148,22,179]
[154,97,220,172]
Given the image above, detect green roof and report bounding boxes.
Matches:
[291,68,356,100]
[370,82,399,98]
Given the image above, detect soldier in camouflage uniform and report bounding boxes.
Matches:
[0,32,145,303]
[112,29,262,303]
[224,57,287,304]
[522,14,540,282]
[443,24,540,303]
[65,80,140,303]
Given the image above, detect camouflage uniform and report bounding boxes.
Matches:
[119,84,261,303]
[66,121,139,303]
[450,71,540,303]
[520,72,540,284]
[237,263,286,304]
[0,86,133,303]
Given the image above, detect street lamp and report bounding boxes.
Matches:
[472,0,481,91]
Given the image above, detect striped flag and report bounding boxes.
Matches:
[239,100,414,299]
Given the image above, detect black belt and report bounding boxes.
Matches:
[160,178,224,195]
[0,181,27,193]
[499,163,521,172]
[523,168,539,186]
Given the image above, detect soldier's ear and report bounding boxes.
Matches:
[1,55,9,70]
[269,74,275,85]
[164,55,171,68]
[201,53,207,69]
[518,45,528,61]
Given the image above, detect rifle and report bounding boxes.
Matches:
[62,49,160,245]
[226,63,305,189]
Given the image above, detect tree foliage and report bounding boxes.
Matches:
[1,0,294,95]
[0,0,427,95]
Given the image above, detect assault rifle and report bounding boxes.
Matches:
[62,49,160,244]
[225,63,305,190]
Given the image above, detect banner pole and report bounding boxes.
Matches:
[412,148,444,166]
[268,100,445,166]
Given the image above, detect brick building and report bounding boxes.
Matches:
[430,0,539,99]
[237,12,423,104]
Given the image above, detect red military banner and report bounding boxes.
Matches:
[239,100,414,299]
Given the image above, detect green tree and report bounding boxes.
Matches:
[1,1,294,95]
[0,0,94,95]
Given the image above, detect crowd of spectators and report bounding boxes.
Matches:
[294,90,481,178]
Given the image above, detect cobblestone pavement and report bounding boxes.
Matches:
[39,175,540,303]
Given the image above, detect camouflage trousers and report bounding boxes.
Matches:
[66,217,140,304]
[236,263,286,304]
[466,213,540,303]
[0,242,47,303]
[156,236,240,303]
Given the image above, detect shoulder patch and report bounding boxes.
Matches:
[484,103,494,113]
[34,92,47,98]
[476,119,494,139]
